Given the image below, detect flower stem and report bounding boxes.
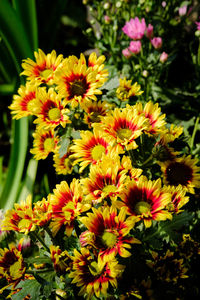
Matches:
[30,231,50,252]
[190,116,199,150]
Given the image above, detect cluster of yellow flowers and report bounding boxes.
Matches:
[1,50,200,299]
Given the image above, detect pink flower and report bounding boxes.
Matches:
[129,40,142,54]
[146,24,154,39]
[104,15,111,24]
[122,48,132,58]
[162,1,166,8]
[178,5,187,16]
[122,17,146,40]
[151,37,162,49]
[196,22,200,31]
[160,52,168,63]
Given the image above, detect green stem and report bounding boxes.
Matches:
[30,231,50,252]
[190,116,199,150]
[26,268,54,274]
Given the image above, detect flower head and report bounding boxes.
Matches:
[159,155,200,193]
[50,245,72,274]
[160,51,168,63]
[9,82,38,119]
[53,147,74,175]
[69,248,124,299]
[151,37,162,49]
[116,78,143,102]
[122,48,132,59]
[122,17,146,40]
[49,179,91,236]
[33,87,71,130]
[129,41,142,54]
[80,206,140,261]
[21,49,63,85]
[117,177,172,227]
[33,198,52,227]
[146,23,154,39]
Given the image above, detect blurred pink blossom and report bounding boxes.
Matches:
[122,48,132,58]
[146,24,154,39]
[122,17,146,40]
[162,1,166,8]
[196,22,200,31]
[151,37,162,49]
[129,40,142,54]
[104,15,111,24]
[160,52,168,63]
[178,5,187,16]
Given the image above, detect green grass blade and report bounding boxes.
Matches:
[0,118,28,211]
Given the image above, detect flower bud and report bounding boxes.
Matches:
[160,51,168,63]
[142,70,148,77]
[129,41,142,54]
[151,37,162,49]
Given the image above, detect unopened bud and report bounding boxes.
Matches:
[142,70,149,77]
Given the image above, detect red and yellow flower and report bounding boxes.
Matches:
[21,49,63,85]
[81,154,128,205]
[116,77,143,102]
[87,52,109,84]
[80,206,140,261]
[116,177,172,227]
[9,82,38,119]
[33,198,52,227]
[69,247,124,299]
[70,129,113,172]
[54,53,104,108]
[2,195,36,234]
[30,127,59,160]
[53,146,74,175]
[133,101,166,135]
[49,179,91,236]
[33,87,71,129]
[159,155,200,193]
[50,245,72,274]
[94,106,148,153]
[162,185,189,214]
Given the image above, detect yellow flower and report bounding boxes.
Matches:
[53,146,74,175]
[162,185,189,214]
[116,77,143,101]
[9,82,39,119]
[21,48,63,85]
[30,127,59,160]
[50,245,72,273]
[158,155,200,193]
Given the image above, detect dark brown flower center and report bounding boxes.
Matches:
[70,79,87,97]
[166,162,193,186]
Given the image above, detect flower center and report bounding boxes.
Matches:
[88,261,101,276]
[91,144,106,161]
[102,185,117,194]
[70,80,86,97]
[166,162,193,186]
[134,201,151,215]
[40,69,52,80]
[43,138,55,151]
[117,128,132,140]
[64,158,73,170]
[102,231,117,248]
[18,218,32,230]
[48,107,61,120]
[26,99,37,112]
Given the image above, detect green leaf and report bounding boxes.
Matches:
[102,76,119,90]
[12,279,41,300]
[58,136,70,158]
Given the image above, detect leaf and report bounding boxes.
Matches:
[12,279,41,300]
[102,76,119,90]
[58,136,70,158]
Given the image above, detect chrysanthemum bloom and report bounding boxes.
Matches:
[49,179,91,236]
[87,52,109,85]
[146,23,154,39]
[50,245,72,274]
[147,250,188,283]
[53,147,74,175]
[33,87,71,130]
[93,106,148,153]
[116,77,143,102]
[2,195,36,234]
[122,17,146,40]
[69,248,124,299]
[9,82,39,119]
[162,185,189,214]
[178,234,200,259]
[0,244,26,287]
[129,41,142,55]
[21,49,63,85]
[33,198,52,227]
[70,129,113,172]
[30,127,59,160]
[54,53,104,108]
[160,51,168,63]
[159,124,183,144]
[116,177,172,228]
[80,206,140,261]
[158,155,200,193]
[120,155,143,181]
[151,37,162,49]
[133,101,166,135]
[82,99,112,127]
[122,48,132,59]
[81,154,129,205]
